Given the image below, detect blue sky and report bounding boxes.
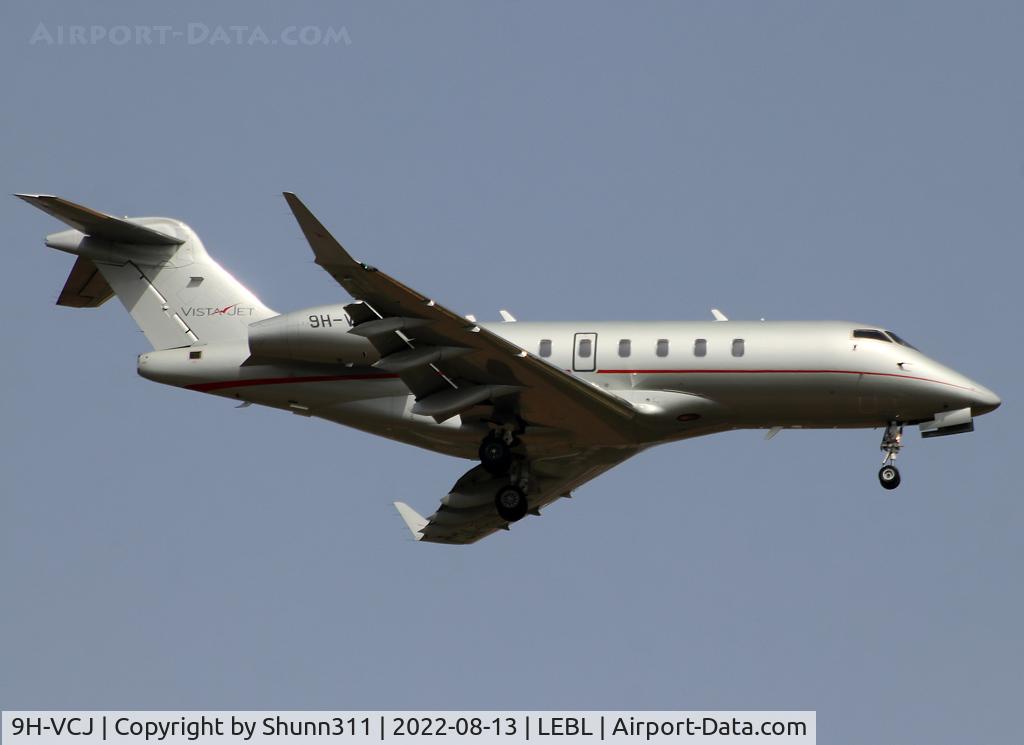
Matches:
[1,2,1021,742]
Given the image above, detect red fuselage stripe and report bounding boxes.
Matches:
[186,368,973,394]
[596,368,974,391]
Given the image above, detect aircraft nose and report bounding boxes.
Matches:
[970,383,1001,416]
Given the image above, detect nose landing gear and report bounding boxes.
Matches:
[878,421,903,490]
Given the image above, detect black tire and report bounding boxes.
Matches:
[495,486,529,522]
[878,465,901,490]
[479,435,513,475]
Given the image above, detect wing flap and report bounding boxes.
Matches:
[373,346,469,373]
[411,384,520,420]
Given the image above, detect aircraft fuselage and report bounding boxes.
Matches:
[138,317,1000,460]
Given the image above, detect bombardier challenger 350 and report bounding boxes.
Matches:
[19,193,1001,544]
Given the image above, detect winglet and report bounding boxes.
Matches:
[282,191,360,268]
[711,308,728,321]
[499,309,517,322]
[393,501,427,540]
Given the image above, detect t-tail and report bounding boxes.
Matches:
[17,194,275,349]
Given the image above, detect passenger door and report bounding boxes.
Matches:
[573,332,597,372]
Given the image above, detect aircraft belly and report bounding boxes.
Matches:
[321,397,480,458]
[633,371,877,427]
[228,378,402,409]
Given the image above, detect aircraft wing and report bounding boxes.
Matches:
[283,192,638,442]
[393,447,639,544]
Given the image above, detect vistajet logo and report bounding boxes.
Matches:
[180,303,255,317]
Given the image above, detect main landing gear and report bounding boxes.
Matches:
[878,421,903,490]
[495,485,529,522]
[479,429,531,523]
[479,430,515,475]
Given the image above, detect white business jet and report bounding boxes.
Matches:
[19,193,1001,544]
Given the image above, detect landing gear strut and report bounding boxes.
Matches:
[878,421,903,490]
[481,428,531,522]
[479,430,515,475]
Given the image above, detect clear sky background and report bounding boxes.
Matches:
[1,2,1021,742]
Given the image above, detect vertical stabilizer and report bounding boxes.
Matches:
[18,194,275,349]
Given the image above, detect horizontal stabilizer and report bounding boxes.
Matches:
[57,256,114,308]
[393,502,427,540]
[16,194,183,246]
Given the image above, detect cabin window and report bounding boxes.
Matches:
[189,350,202,360]
[693,338,707,357]
[853,329,890,342]
[732,338,745,357]
[539,339,552,358]
[656,339,669,357]
[578,338,592,358]
[618,339,631,357]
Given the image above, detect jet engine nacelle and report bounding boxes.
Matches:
[248,304,380,365]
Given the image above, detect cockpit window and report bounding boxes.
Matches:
[853,329,891,342]
[885,331,918,350]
